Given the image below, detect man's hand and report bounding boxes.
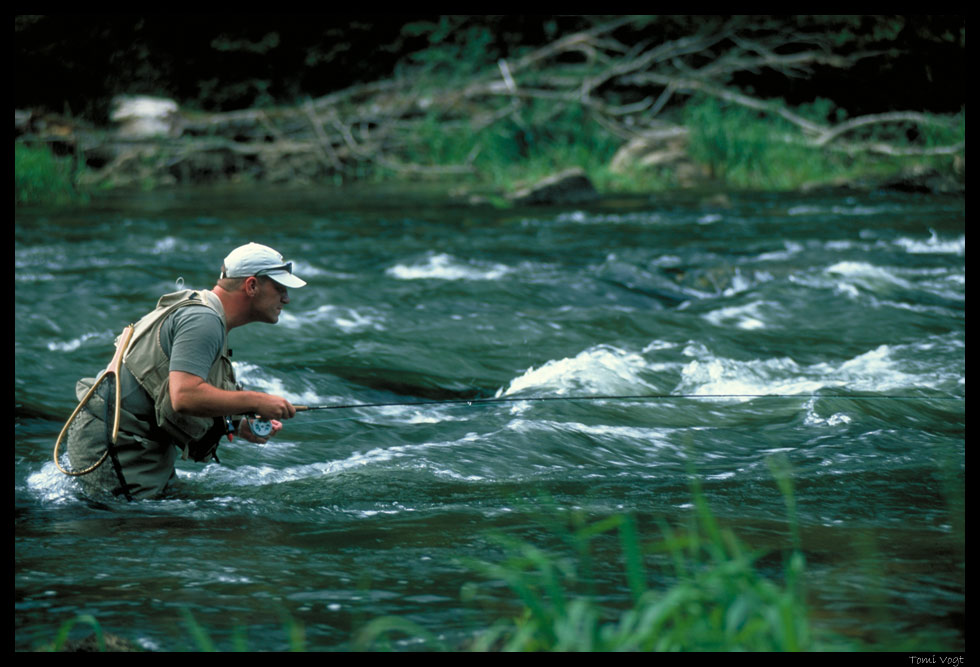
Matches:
[239,417,283,444]
[251,393,297,421]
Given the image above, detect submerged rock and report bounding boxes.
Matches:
[508,167,599,206]
[57,631,141,652]
[875,165,964,195]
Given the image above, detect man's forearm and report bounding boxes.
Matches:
[170,371,261,417]
[169,370,296,420]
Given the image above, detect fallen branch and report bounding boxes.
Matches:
[828,140,966,157]
[812,111,960,146]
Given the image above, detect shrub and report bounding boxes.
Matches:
[15,144,87,205]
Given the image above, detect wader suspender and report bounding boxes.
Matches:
[102,373,134,502]
[53,325,136,501]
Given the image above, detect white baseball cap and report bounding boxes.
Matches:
[221,243,307,288]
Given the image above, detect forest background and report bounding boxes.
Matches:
[14,15,966,205]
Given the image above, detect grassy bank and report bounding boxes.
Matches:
[15,17,964,206]
[681,96,965,191]
[15,97,964,208]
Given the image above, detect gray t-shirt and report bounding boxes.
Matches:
[118,305,227,418]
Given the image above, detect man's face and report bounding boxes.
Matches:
[250,276,289,324]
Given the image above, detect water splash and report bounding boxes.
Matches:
[386,253,511,281]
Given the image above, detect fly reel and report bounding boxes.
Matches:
[249,417,274,438]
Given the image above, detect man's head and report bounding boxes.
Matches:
[219,243,307,289]
[216,243,306,326]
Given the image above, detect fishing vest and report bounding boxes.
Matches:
[122,289,238,460]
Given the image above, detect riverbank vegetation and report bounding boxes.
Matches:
[15,16,965,206]
[14,144,90,206]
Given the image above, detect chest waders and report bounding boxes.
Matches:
[54,325,136,502]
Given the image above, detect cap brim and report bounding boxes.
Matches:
[266,271,307,288]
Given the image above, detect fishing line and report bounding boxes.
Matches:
[291,392,963,413]
[248,392,962,433]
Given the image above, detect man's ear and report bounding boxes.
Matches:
[244,276,259,296]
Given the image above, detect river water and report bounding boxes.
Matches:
[15,185,964,651]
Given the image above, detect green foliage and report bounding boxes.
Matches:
[918,110,966,149]
[41,614,107,652]
[384,98,628,193]
[353,616,450,652]
[15,144,88,206]
[178,606,307,652]
[396,18,500,84]
[684,96,819,189]
[683,95,964,191]
[475,103,621,183]
[451,493,817,651]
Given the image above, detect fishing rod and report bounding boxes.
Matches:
[296,392,964,411]
[247,391,963,435]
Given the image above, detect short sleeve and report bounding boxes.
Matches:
[162,306,226,379]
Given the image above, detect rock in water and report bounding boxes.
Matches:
[58,631,140,652]
[508,167,599,206]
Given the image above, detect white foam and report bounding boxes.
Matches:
[279,304,386,332]
[756,241,804,261]
[553,211,663,225]
[509,418,674,445]
[231,362,321,405]
[190,433,479,487]
[386,253,511,281]
[677,341,934,399]
[678,355,828,399]
[703,300,775,330]
[824,261,914,300]
[497,344,655,397]
[786,202,900,217]
[46,330,112,352]
[825,261,909,286]
[894,230,964,256]
[722,268,768,297]
[289,259,327,278]
[151,237,179,254]
[26,462,82,503]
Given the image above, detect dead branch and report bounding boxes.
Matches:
[812,111,960,146]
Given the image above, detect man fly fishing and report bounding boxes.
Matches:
[56,242,305,500]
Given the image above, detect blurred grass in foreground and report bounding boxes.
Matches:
[357,456,825,651]
[36,455,962,652]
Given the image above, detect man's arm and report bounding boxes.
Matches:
[169,370,297,420]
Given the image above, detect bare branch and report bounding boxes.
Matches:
[828,141,965,157]
[813,111,960,146]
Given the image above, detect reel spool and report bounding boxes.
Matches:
[249,417,274,438]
